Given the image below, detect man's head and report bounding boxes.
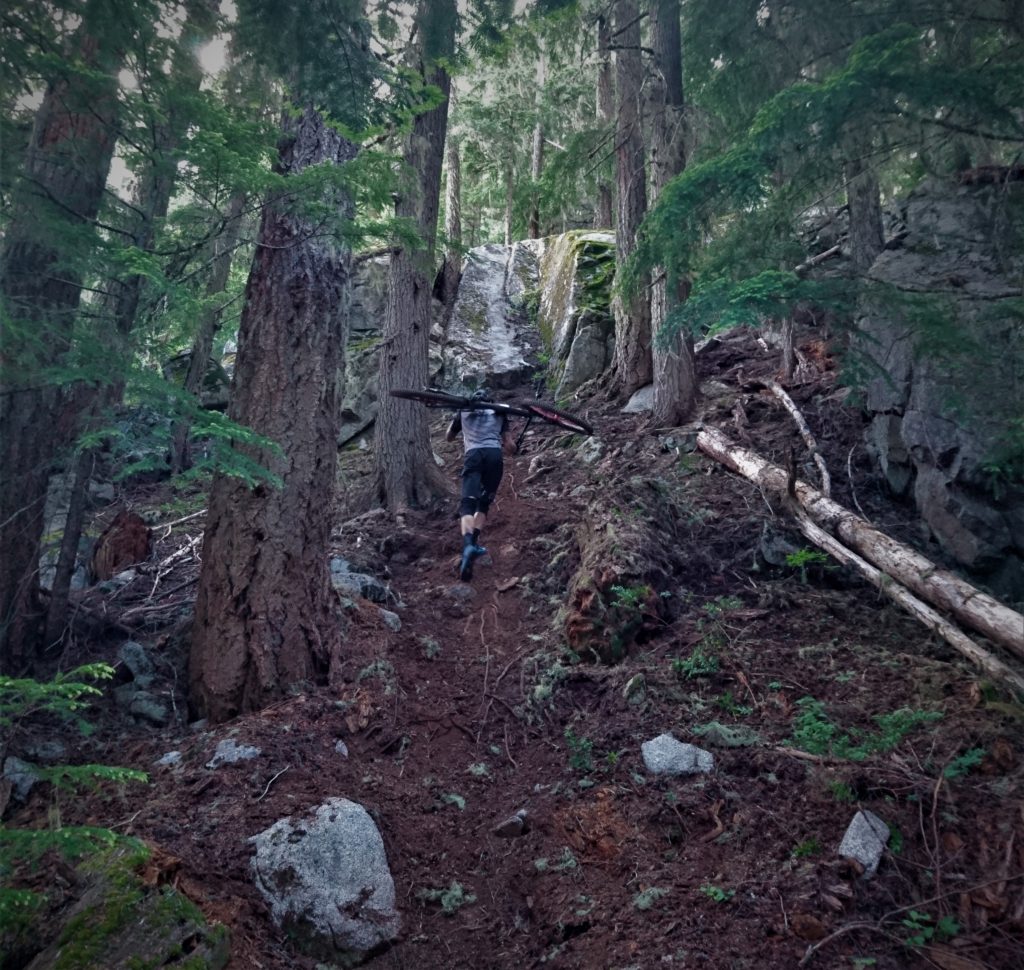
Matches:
[471,388,491,403]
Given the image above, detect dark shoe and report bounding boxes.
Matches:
[469,544,487,558]
[459,546,475,581]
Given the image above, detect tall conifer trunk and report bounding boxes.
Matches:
[188,105,355,722]
[649,0,696,426]
[610,0,652,397]
[0,13,120,671]
[846,156,884,273]
[437,109,462,314]
[595,15,615,230]
[374,0,456,511]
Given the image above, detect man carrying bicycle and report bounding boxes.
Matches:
[446,389,512,582]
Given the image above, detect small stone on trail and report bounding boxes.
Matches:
[206,737,261,769]
[641,734,715,776]
[837,810,890,878]
[493,808,530,838]
[379,608,401,632]
[622,384,654,413]
[623,673,646,703]
[335,740,349,758]
[118,639,155,687]
[155,751,182,767]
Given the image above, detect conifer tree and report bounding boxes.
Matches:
[374,0,459,511]
[0,0,156,670]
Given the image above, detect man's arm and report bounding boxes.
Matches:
[445,413,462,442]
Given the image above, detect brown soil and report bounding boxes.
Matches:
[5,329,1023,970]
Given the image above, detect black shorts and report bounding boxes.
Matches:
[460,447,503,516]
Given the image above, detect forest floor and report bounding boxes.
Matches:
[6,328,1024,970]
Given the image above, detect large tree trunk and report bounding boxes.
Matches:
[845,155,884,273]
[594,15,614,230]
[437,126,462,314]
[171,192,247,472]
[648,0,696,427]
[374,0,456,511]
[528,120,544,239]
[0,19,120,672]
[610,0,652,397]
[697,426,1024,660]
[188,105,355,722]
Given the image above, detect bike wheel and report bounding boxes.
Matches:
[390,388,468,410]
[522,401,594,435]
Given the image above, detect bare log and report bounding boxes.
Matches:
[791,510,1024,695]
[697,426,1024,660]
[765,381,831,497]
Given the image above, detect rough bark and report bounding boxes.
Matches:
[845,155,884,273]
[648,0,696,427]
[503,162,515,246]
[437,116,462,314]
[697,426,1024,661]
[0,18,120,672]
[594,15,615,230]
[189,105,355,722]
[528,119,544,239]
[374,0,456,511]
[610,0,652,397]
[171,192,247,472]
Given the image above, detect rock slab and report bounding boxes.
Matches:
[250,798,400,962]
[837,809,890,878]
[641,734,715,775]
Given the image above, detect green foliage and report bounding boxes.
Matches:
[534,847,578,874]
[633,886,669,910]
[672,647,719,680]
[0,663,115,737]
[789,697,942,760]
[901,910,960,948]
[609,584,652,612]
[0,668,148,940]
[699,884,735,903]
[943,748,985,779]
[416,880,477,916]
[828,780,857,804]
[564,727,594,774]
[785,548,832,584]
[791,838,821,859]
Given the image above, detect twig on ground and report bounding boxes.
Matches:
[765,380,831,497]
[254,765,290,801]
[847,445,867,517]
[156,508,207,536]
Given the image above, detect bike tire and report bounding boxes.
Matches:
[522,401,594,435]
[389,388,468,409]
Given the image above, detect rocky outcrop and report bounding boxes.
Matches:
[336,234,618,443]
[440,241,543,390]
[536,231,616,397]
[858,179,1024,602]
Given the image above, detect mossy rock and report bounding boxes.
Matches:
[25,847,229,970]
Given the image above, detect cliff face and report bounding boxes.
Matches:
[857,178,1024,602]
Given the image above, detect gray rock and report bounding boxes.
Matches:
[622,384,655,413]
[330,557,395,606]
[4,756,40,800]
[334,740,349,759]
[129,691,169,727]
[88,480,116,504]
[22,739,67,764]
[379,608,402,632]
[578,437,605,465]
[250,798,400,961]
[837,809,890,878]
[641,734,714,776]
[444,242,540,389]
[558,314,613,397]
[206,738,261,769]
[118,639,155,688]
[858,178,1024,600]
[445,584,477,603]
[155,751,183,767]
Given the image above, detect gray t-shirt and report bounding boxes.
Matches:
[457,409,508,451]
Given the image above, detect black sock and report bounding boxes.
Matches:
[462,533,474,550]
[472,528,481,546]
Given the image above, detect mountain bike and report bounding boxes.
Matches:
[389,388,594,451]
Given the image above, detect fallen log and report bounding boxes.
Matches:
[697,426,1024,661]
[792,510,1024,695]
